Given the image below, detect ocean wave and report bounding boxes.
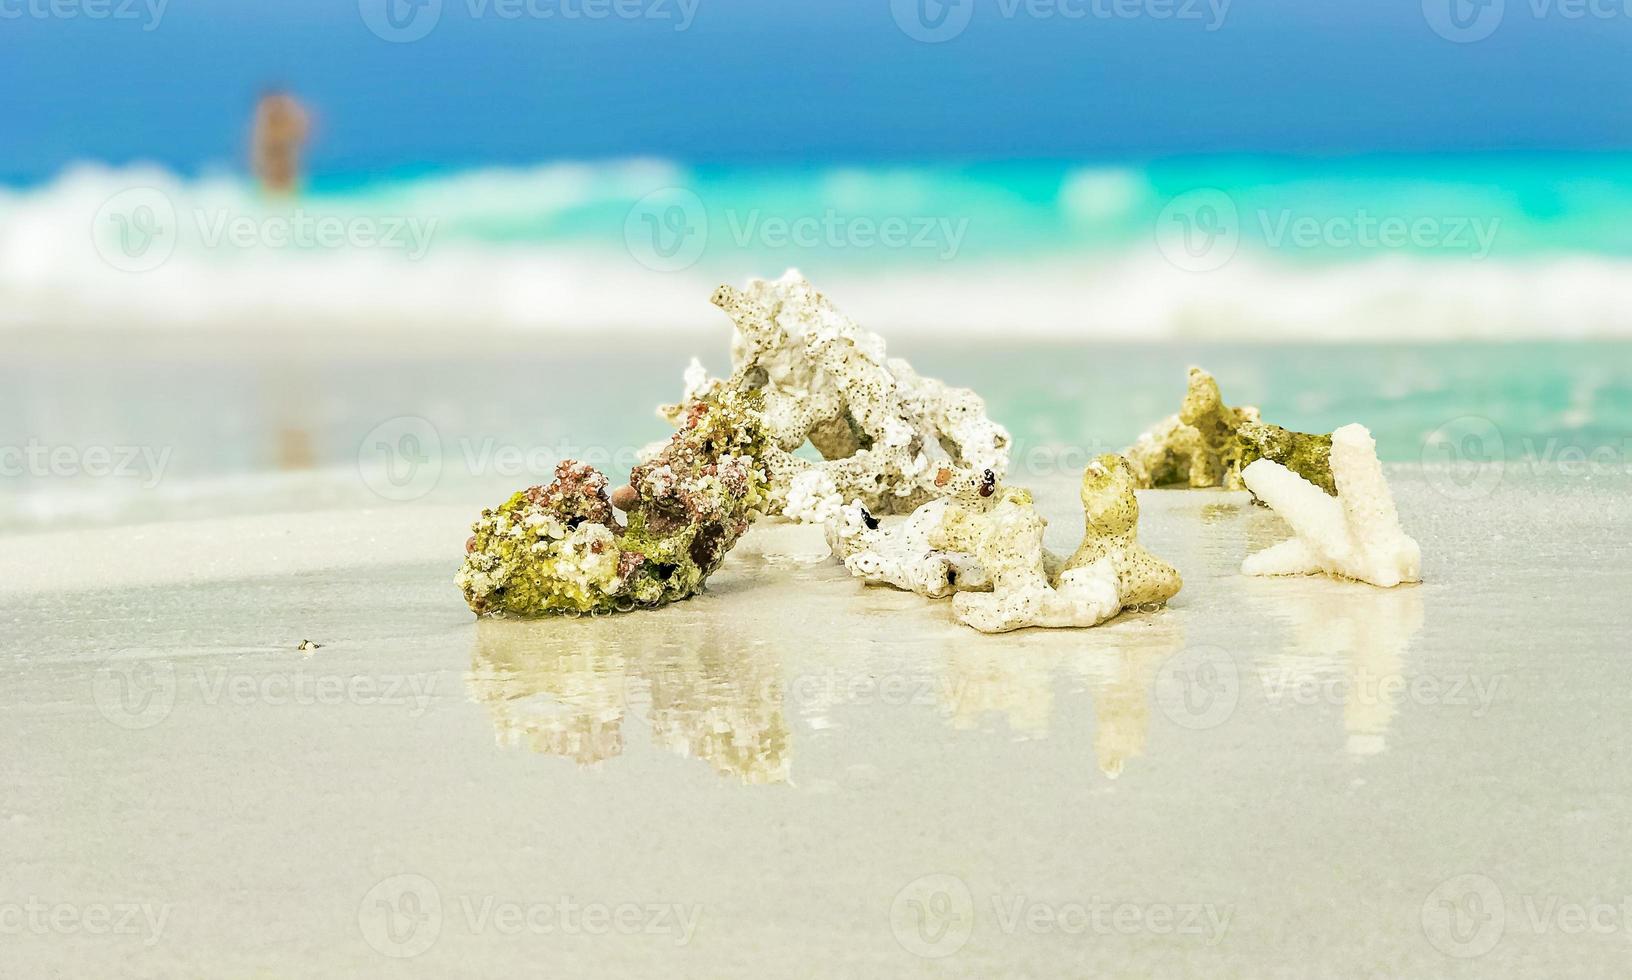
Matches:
[5,161,1632,338]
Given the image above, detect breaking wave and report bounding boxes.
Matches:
[5,157,1632,338]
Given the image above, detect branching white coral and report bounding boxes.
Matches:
[663,271,1010,522]
[837,498,990,599]
[839,457,1181,634]
[1241,423,1422,588]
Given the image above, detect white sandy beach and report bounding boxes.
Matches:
[4,469,1630,977]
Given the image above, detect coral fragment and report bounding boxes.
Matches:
[1241,423,1421,588]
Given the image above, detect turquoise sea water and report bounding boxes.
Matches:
[2,154,1629,528]
[3,338,1627,530]
[9,152,1632,339]
[10,152,1632,266]
[301,153,1632,263]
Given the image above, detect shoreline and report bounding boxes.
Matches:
[6,469,1629,975]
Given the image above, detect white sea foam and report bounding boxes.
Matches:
[5,162,1632,339]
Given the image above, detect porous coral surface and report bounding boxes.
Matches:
[457,385,770,617]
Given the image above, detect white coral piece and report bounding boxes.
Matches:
[839,459,1178,634]
[840,499,990,599]
[664,271,1010,516]
[948,509,1123,634]
[1241,423,1421,588]
[782,470,843,526]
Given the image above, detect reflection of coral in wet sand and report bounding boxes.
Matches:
[467,619,790,783]
[931,617,1184,778]
[1078,622,1186,778]
[640,635,791,785]
[468,619,627,766]
[1251,583,1425,757]
[942,645,1054,738]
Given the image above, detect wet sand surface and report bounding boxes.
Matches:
[3,470,1630,977]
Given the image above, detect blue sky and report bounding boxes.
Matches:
[3,0,1631,182]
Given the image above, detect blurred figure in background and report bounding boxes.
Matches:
[251,87,318,469]
[251,88,310,195]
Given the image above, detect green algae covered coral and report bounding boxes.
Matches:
[1236,419,1335,495]
[1125,366,1334,494]
[456,384,770,618]
[1062,454,1184,610]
